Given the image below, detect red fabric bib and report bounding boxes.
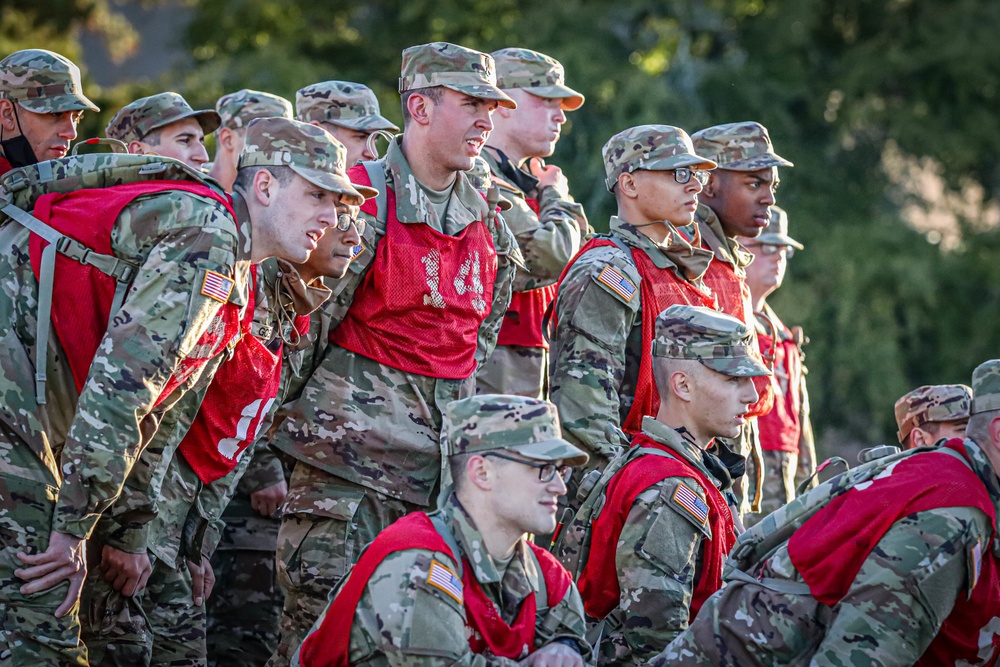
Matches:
[330,165,497,379]
[578,433,735,620]
[756,329,802,453]
[788,439,1000,665]
[176,265,285,484]
[27,181,241,400]
[299,512,572,667]
[497,197,556,349]
[0,155,12,176]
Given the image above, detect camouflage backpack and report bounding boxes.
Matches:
[0,148,222,404]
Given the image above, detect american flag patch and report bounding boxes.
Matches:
[350,244,365,262]
[597,265,636,302]
[672,482,709,524]
[200,270,235,303]
[427,560,463,604]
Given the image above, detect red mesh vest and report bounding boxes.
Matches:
[176,265,285,484]
[756,325,802,453]
[578,433,735,620]
[0,156,11,176]
[497,197,557,349]
[27,181,241,402]
[788,439,1000,665]
[330,165,497,380]
[298,511,573,667]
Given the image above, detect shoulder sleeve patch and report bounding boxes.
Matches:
[201,269,234,303]
[426,560,464,605]
[595,264,637,303]
[671,482,710,526]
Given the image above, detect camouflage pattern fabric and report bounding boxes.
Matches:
[744,448,798,527]
[106,92,220,144]
[491,47,584,109]
[973,359,1000,412]
[295,81,398,132]
[206,546,281,666]
[398,42,515,108]
[290,497,589,667]
[216,89,293,130]
[0,48,99,112]
[602,124,716,191]
[650,437,1000,666]
[691,121,794,171]
[894,384,973,444]
[651,304,770,377]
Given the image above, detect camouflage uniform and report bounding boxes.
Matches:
[268,43,519,667]
[894,384,972,446]
[295,81,398,133]
[691,121,794,516]
[549,125,716,486]
[573,307,769,667]
[650,361,1000,666]
[476,48,588,400]
[79,119,360,667]
[291,395,590,667]
[209,89,294,191]
[106,92,221,145]
[0,49,98,171]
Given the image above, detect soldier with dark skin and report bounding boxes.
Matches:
[895,384,972,450]
[107,92,221,170]
[0,49,97,174]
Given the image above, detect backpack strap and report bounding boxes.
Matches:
[361,160,388,227]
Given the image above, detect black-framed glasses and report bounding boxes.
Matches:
[483,452,572,483]
[746,242,794,258]
[672,167,710,186]
[336,212,366,234]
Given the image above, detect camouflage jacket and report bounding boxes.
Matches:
[482,148,586,292]
[597,417,731,667]
[272,137,518,507]
[0,184,248,540]
[548,216,712,469]
[296,496,589,667]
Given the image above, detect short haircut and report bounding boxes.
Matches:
[139,127,163,146]
[652,356,701,402]
[400,86,444,125]
[232,164,296,194]
[448,452,473,494]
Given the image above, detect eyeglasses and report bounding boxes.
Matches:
[336,212,366,234]
[483,452,572,483]
[672,167,710,186]
[746,243,794,258]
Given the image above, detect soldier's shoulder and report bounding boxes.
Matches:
[122,187,237,235]
[374,548,465,610]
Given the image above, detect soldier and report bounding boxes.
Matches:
[295,80,399,165]
[549,125,718,494]
[738,205,817,520]
[210,88,294,191]
[0,111,354,664]
[690,121,794,515]
[107,92,220,169]
[292,395,591,667]
[561,305,768,666]
[476,47,588,399]
[0,49,98,173]
[78,118,373,667]
[266,42,519,666]
[650,360,1000,666]
[895,384,972,450]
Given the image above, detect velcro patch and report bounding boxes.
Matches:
[672,482,709,525]
[597,265,636,303]
[968,539,983,599]
[427,560,463,605]
[201,270,235,303]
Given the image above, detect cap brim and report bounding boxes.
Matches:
[515,438,590,467]
[290,164,377,207]
[721,153,794,170]
[700,356,771,378]
[444,83,517,109]
[521,84,585,111]
[18,93,99,114]
[326,115,400,133]
[756,233,803,250]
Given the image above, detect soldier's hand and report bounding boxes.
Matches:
[251,479,288,517]
[187,555,216,606]
[528,158,570,198]
[100,545,152,597]
[520,642,584,667]
[14,530,86,618]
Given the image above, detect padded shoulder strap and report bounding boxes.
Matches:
[361,160,388,226]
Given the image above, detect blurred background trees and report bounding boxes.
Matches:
[7,0,1000,456]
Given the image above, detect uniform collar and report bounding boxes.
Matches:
[640,416,729,490]
[610,215,713,280]
[443,497,529,586]
[482,146,539,194]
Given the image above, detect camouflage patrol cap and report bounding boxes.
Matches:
[296,81,399,132]
[107,92,221,144]
[491,48,584,110]
[652,304,770,377]
[757,205,803,250]
[602,124,717,192]
[894,384,972,443]
[0,49,99,113]
[691,121,793,171]
[399,42,516,109]
[971,360,1000,414]
[442,394,589,466]
[239,117,377,206]
[216,89,292,130]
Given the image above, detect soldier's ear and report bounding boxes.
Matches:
[465,454,494,491]
[252,168,275,205]
[670,369,693,403]
[617,172,638,199]
[406,93,433,127]
[0,100,15,131]
[988,416,1000,450]
[701,172,718,198]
